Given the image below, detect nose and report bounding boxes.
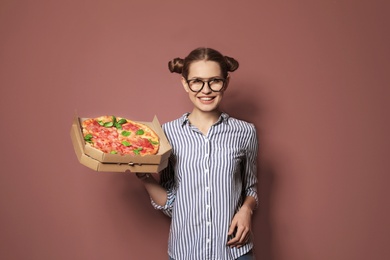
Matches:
[201,81,212,93]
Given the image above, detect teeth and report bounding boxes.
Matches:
[200,97,213,101]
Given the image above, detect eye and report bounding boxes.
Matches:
[210,78,223,84]
[192,79,203,83]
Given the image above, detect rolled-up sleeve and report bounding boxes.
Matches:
[150,155,176,217]
[243,124,259,208]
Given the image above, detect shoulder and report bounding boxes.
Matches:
[224,114,256,133]
[225,115,258,149]
[162,113,189,134]
[163,114,186,127]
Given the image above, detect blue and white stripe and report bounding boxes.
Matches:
[151,112,258,260]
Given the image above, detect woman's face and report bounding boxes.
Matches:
[181,60,229,114]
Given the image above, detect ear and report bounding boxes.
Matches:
[181,77,190,93]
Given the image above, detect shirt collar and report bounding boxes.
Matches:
[180,112,230,127]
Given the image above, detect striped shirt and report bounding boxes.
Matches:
[151,112,258,260]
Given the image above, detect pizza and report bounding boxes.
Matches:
[81,115,160,156]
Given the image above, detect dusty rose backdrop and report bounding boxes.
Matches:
[1,1,389,259]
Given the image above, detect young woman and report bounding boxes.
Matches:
[136,47,259,260]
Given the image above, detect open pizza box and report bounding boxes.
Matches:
[70,115,172,173]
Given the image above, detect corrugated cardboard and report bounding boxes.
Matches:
[70,115,171,173]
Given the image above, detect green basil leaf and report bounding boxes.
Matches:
[121,131,131,137]
[121,141,131,147]
[112,116,117,124]
[136,129,144,135]
[115,123,122,130]
[148,139,159,145]
[98,120,104,126]
[104,121,114,128]
[84,134,93,140]
[110,150,118,154]
[133,147,143,155]
[118,118,127,124]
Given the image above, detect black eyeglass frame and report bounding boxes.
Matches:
[185,78,226,93]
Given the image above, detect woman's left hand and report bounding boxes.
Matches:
[226,205,253,248]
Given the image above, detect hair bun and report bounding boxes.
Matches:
[224,56,239,72]
[168,58,184,74]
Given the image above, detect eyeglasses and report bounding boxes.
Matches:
[186,78,226,92]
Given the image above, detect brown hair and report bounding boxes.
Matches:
[168,47,239,79]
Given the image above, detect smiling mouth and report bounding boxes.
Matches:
[199,96,215,101]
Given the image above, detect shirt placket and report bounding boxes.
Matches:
[204,132,212,259]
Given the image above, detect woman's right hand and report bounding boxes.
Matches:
[136,172,151,180]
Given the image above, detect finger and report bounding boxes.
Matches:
[232,227,250,248]
[227,220,237,236]
[227,236,238,246]
[227,226,245,247]
[226,231,239,246]
[238,227,249,243]
[237,231,250,248]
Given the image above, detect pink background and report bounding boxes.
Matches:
[1,1,389,259]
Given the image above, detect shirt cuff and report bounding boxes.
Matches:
[246,190,259,210]
[150,190,175,217]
